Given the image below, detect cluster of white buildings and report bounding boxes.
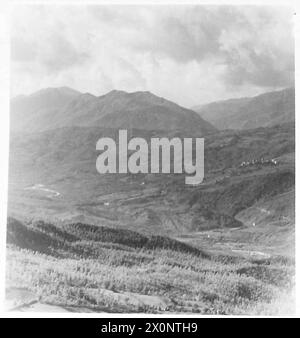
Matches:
[239,158,278,168]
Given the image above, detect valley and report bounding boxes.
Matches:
[6,87,295,314]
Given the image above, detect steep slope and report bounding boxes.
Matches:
[193,88,294,130]
[10,88,216,135]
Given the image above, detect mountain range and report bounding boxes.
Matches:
[10,87,216,135]
[193,87,295,130]
[11,86,295,134]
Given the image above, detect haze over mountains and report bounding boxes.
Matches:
[10,87,216,135]
[193,88,295,130]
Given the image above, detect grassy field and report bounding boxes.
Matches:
[6,218,295,315]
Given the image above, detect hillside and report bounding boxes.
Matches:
[193,88,295,130]
[10,87,216,135]
[8,123,294,240]
[6,218,295,314]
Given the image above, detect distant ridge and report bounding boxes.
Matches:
[193,87,295,130]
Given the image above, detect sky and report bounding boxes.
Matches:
[10,5,295,107]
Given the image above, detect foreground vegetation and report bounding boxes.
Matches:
[6,218,295,314]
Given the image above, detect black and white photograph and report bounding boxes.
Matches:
[0,1,297,318]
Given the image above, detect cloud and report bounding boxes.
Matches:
[11,20,89,74]
[11,37,36,62]
[38,33,89,72]
[10,5,294,106]
[218,7,294,88]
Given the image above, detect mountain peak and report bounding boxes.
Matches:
[29,86,81,98]
[103,89,160,101]
[104,89,128,97]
